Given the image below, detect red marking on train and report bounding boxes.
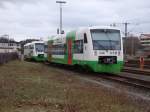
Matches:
[68,39,72,65]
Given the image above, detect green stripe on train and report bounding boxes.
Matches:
[31,56,47,62]
[51,57,123,74]
[73,60,123,74]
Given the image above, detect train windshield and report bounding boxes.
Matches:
[91,29,121,50]
[35,43,44,52]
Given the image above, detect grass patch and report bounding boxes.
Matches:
[0,61,149,112]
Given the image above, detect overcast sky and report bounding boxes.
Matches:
[0,0,150,41]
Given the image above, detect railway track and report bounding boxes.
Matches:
[125,63,150,69]
[99,74,150,90]
[44,63,150,91]
[123,68,150,76]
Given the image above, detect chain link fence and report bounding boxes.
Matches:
[0,52,18,65]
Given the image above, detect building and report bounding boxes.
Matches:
[140,34,150,46]
[139,34,150,57]
[0,39,21,53]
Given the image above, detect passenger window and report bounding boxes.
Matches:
[74,40,83,54]
[31,46,34,49]
[51,44,65,55]
[84,33,88,43]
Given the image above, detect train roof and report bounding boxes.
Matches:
[65,26,121,34]
[24,41,44,46]
[47,26,121,41]
[48,34,66,41]
[78,26,120,31]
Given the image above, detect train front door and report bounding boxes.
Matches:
[68,39,72,65]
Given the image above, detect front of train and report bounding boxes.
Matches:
[89,27,124,74]
[33,42,46,61]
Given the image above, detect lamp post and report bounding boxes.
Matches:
[56,1,66,34]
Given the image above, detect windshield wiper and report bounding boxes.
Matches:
[93,41,108,50]
[105,32,113,50]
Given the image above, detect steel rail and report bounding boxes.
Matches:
[44,63,150,90]
[123,68,150,76]
[99,74,150,90]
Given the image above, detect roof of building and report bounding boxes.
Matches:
[0,41,19,44]
[0,37,19,43]
[140,34,150,38]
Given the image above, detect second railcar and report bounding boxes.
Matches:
[24,41,47,61]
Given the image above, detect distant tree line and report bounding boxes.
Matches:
[0,37,17,43]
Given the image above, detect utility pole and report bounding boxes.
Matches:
[131,36,134,56]
[123,22,130,38]
[122,22,130,57]
[56,1,66,34]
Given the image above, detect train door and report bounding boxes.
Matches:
[67,39,72,65]
[47,42,52,61]
[83,33,88,61]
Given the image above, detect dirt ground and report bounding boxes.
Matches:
[0,61,150,112]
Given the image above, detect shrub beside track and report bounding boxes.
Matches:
[0,52,18,64]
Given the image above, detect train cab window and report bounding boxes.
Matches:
[84,33,88,43]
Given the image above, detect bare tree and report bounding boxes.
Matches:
[123,36,141,56]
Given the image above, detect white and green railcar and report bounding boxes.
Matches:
[24,41,47,61]
[48,26,124,74]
